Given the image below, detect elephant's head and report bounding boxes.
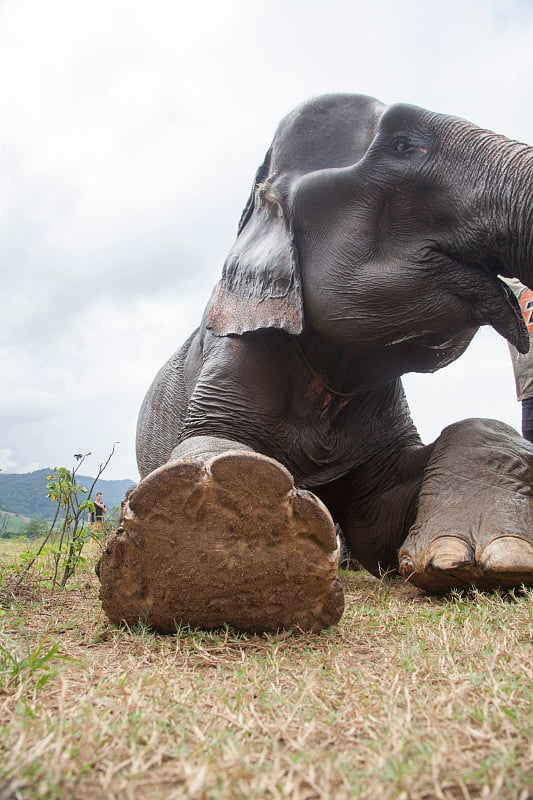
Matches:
[208,93,533,376]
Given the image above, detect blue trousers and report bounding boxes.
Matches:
[522,397,533,444]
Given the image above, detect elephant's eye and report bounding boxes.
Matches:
[394,137,412,152]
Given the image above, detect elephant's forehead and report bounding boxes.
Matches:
[270,93,386,175]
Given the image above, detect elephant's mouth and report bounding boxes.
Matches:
[431,248,529,354]
[389,330,477,374]
[475,271,529,354]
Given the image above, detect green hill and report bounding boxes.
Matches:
[0,469,136,521]
[0,509,32,537]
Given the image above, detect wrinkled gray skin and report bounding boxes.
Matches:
[135,93,533,597]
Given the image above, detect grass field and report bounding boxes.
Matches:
[1,538,532,800]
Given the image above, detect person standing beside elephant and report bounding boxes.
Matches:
[88,491,107,545]
[505,278,533,443]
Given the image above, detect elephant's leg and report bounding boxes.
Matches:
[98,436,344,634]
[398,419,533,592]
[315,442,433,578]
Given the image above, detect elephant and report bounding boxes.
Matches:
[98,92,533,634]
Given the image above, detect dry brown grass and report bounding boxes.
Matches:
[1,539,532,800]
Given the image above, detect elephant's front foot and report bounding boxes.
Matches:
[398,419,533,593]
[97,449,344,633]
[399,532,533,592]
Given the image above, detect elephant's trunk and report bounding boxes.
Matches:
[437,116,533,288]
[484,139,533,287]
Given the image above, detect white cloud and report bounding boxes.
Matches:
[2,288,211,479]
[0,447,39,475]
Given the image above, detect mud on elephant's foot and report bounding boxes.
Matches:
[397,419,533,593]
[97,450,344,633]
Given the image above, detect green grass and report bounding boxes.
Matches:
[0,547,532,800]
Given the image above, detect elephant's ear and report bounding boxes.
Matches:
[207,149,303,336]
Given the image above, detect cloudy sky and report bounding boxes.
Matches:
[1,0,532,481]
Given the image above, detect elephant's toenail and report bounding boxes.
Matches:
[481,536,533,573]
[424,536,475,572]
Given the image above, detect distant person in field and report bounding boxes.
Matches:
[505,278,533,443]
[88,492,107,544]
